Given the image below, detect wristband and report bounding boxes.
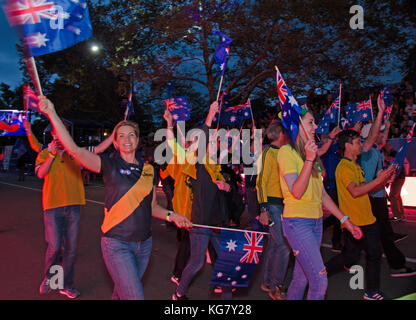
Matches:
[168,126,174,129]
[48,152,56,159]
[305,159,314,163]
[340,215,349,224]
[165,211,173,222]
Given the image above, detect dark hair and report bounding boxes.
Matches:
[338,130,360,151]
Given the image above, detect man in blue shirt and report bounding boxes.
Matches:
[361,122,416,278]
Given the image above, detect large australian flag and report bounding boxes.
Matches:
[163,96,191,122]
[210,229,265,288]
[316,97,340,134]
[3,0,93,57]
[275,66,303,144]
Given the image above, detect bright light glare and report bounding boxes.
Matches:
[91,45,99,52]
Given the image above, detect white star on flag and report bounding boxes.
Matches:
[26,32,49,47]
[226,239,237,252]
[288,95,297,107]
[217,272,223,278]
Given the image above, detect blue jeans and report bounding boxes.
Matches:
[177,227,232,300]
[43,205,81,288]
[101,236,152,300]
[282,217,327,300]
[262,204,290,289]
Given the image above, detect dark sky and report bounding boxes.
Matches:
[0,8,22,89]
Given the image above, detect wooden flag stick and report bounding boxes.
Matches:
[24,57,43,96]
[338,83,342,126]
[216,75,224,102]
[192,223,269,235]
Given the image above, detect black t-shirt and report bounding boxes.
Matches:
[190,164,227,227]
[100,153,159,242]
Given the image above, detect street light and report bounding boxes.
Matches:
[91,44,100,53]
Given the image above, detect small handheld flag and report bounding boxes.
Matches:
[163,96,191,122]
[210,229,265,288]
[391,123,415,176]
[316,97,340,134]
[275,66,303,144]
[212,30,232,76]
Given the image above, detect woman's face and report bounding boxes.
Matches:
[115,125,139,153]
[301,112,318,139]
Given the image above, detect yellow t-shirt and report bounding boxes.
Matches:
[256,145,283,207]
[277,145,323,219]
[335,158,376,226]
[36,149,85,211]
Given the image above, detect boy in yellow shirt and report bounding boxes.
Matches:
[325,130,395,300]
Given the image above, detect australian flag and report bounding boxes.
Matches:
[163,96,191,122]
[316,97,340,134]
[275,66,303,144]
[344,99,373,125]
[124,90,134,120]
[391,123,415,177]
[381,86,393,121]
[220,95,252,126]
[210,229,265,288]
[212,30,232,75]
[23,83,39,111]
[3,0,93,57]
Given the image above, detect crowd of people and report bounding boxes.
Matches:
[1,77,415,301]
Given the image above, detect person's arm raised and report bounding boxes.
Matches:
[362,94,385,153]
[38,96,101,173]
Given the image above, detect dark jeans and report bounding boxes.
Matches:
[43,205,81,288]
[173,228,190,279]
[388,178,405,219]
[101,236,152,300]
[326,223,382,291]
[370,197,406,269]
[322,188,342,246]
[177,227,232,300]
[262,204,291,288]
[245,187,259,223]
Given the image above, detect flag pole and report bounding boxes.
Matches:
[216,75,224,102]
[338,83,342,126]
[192,223,269,235]
[24,57,43,96]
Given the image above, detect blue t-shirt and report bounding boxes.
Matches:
[360,147,386,198]
[321,143,340,191]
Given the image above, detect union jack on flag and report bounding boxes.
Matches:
[275,66,303,144]
[2,0,93,57]
[163,96,191,122]
[210,229,265,288]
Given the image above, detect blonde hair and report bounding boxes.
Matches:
[112,120,140,150]
[292,111,323,178]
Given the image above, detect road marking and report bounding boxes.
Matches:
[0,181,104,205]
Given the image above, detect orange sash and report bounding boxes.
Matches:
[101,164,154,234]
